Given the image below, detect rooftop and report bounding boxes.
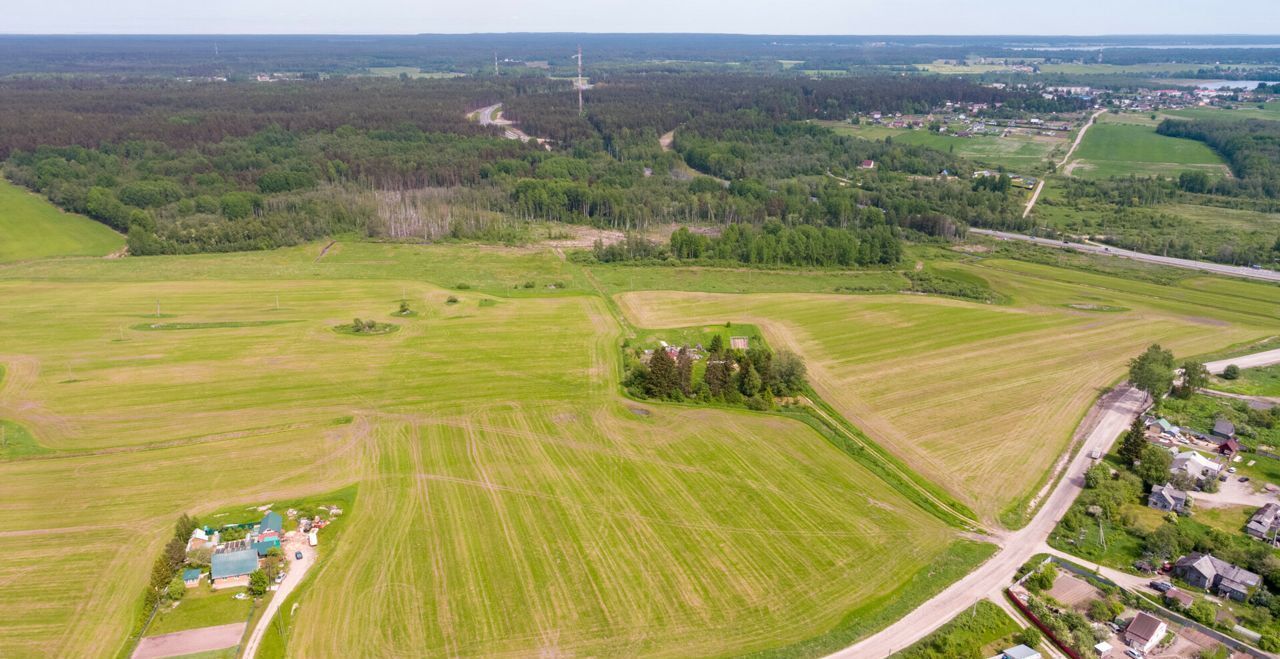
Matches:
[210,548,259,580]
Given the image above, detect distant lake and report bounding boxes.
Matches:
[1196,80,1269,90]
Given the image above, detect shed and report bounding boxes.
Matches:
[1219,438,1240,456]
[181,568,204,587]
[1212,418,1236,441]
[1000,645,1042,659]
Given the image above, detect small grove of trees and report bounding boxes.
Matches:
[624,340,807,411]
[1129,344,1176,403]
[248,569,269,597]
[1176,360,1210,399]
[139,514,201,625]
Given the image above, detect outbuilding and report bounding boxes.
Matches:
[210,548,259,588]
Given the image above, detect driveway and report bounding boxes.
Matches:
[239,532,316,659]
[1206,349,1280,374]
[132,622,245,659]
[1193,477,1275,509]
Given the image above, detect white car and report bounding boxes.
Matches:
[1228,467,1238,473]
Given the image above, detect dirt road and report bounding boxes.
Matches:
[1059,109,1105,170]
[132,622,245,659]
[971,229,1280,283]
[1021,179,1045,219]
[467,103,535,143]
[1207,349,1280,374]
[826,385,1149,657]
[240,534,316,659]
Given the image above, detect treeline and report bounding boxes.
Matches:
[504,74,1033,151]
[0,77,529,158]
[609,222,903,267]
[1157,118,1280,199]
[623,335,807,410]
[138,515,201,627]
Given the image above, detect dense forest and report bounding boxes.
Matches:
[3,74,1032,256]
[1157,118,1280,199]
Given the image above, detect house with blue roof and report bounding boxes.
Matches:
[210,548,259,588]
[181,567,204,588]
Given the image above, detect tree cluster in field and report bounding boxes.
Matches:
[345,318,395,334]
[139,514,201,625]
[623,334,806,410]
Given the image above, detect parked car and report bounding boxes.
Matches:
[1229,467,1238,473]
[295,551,304,560]
[1150,580,1172,592]
[1126,649,1143,659]
[1240,476,1251,482]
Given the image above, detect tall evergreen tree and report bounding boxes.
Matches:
[646,348,677,399]
[1118,417,1147,467]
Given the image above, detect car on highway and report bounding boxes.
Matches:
[295,551,303,560]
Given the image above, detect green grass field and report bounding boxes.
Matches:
[1067,116,1229,179]
[820,121,1063,171]
[4,233,1280,656]
[0,242,983,658]
[892,599,1021,658]
[0,178,123,262]
[1212,363,1280,397]
[144,584,252,636]
[617,258,1280,523]
[1165,103,1280,123]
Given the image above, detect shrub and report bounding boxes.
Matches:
[1223,364,1241,380]
[446,296,459,304]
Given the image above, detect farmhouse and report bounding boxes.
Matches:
[1173,553,1261,601]
[1147,483,1189,513]
[1124,611,1167,653]
[1246,502,1280,541]
[1170,451,1221,484]
[186,528,209,552]
[209,548,259,588]
[859,160,875,169]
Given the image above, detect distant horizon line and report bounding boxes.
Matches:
[1,32,1279,39]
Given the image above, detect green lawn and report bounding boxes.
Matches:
[1068,118,1229,180]
[1165,103,1280,123]
[0,178,123,262]
[144,584,252,636]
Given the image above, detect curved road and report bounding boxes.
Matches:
[971,229,1280,283]
[829,343,1280,657]
[827,385,1151,657]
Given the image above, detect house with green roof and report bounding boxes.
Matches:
[256,511,284,540]
[210,548,259,588]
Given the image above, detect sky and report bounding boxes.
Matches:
[5,0,1280,35]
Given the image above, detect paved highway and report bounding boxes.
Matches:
[971,228,1280,283]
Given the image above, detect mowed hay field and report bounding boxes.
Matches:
[0,178,123,263]
[1067,116,1229,180]
[617,258,1280,524]
[0,243,972,658]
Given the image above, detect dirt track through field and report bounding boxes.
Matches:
[131,622,244,659]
